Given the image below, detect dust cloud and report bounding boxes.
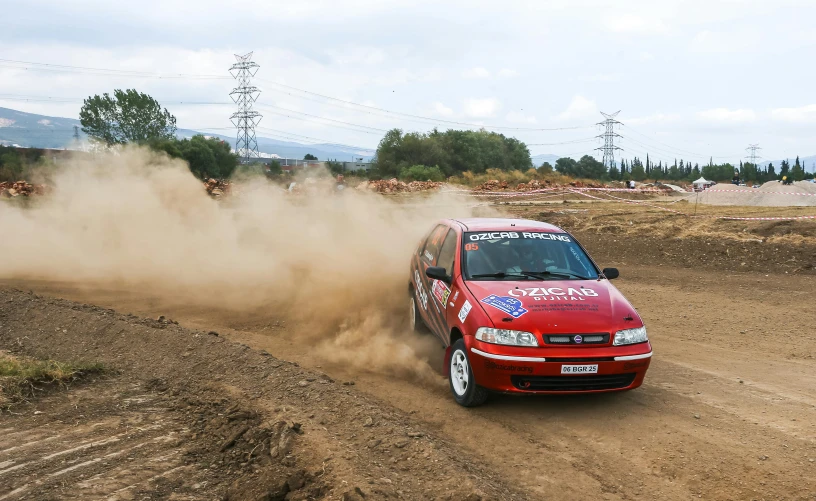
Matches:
[0,147,491,381]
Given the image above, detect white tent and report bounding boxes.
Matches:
[692,177,714,192]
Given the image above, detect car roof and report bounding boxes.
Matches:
[448,218,565,233]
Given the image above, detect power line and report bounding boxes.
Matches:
[0,59,230,80]
[1,58,593,131]
[257,78,594,132]
[229,52,262,162]
[621,123,737,159]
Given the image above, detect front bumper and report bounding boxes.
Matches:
[466,337,652,394]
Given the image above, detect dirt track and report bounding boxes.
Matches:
[3,231,816,500]
[2,195,816,500]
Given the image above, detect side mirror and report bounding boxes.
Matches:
[602,268,619,280]
[425,266,451,284]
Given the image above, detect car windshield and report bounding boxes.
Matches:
[463,231,598,280]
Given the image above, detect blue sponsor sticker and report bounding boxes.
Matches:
[481,295,528,318]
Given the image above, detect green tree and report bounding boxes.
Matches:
[304,153,318,160]
[79,89,177,146]
[147,135,237,179]
[630,162,646,181]
[539,161,553,174]
[267,160,282,176]
[554,157,578,176]
[791,156,805,181]
[399,164,445,182]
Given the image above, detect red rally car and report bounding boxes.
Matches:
[409,218,652,406]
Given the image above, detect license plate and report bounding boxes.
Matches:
[561,364,598,374]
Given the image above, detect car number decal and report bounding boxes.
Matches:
[458,300,472,323]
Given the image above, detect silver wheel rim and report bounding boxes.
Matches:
[409,297,416,331]
[450,349,469,396]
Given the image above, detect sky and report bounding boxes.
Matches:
[1,0,815,167]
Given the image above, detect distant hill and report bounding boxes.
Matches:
[0,107,374,161]
[531,153,561,166]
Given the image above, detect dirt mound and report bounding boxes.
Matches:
[698,180,816,206]
[0,181,46,197]
[358,178,442,193]
[204,178,232,198]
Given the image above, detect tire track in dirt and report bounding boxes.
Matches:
[0,288,529,500]
[2,263,815,500]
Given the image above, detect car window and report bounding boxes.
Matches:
[462,231,598,280]
[436,230,457,273]
[421,225,448,264]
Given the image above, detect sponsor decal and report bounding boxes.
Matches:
[481,295,528,318]
[413,269,428,310]
[530,303,599,312]
[484,360,533,373]
[452,291,460,302]
[423,250,434,261]
[508,287,598,302]
[458,300,472,323]
[431,280,451,308]
[468,232,571,242]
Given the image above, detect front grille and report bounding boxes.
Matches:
[545,333,609,345]
[510,373,636,392]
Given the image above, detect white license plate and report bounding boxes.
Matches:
[561,364,598,374]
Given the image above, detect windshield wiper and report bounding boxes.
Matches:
[519,270,591,280]
[470,272,531,280]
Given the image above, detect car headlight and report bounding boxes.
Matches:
[613,326,648,346]
[475,327,538,347]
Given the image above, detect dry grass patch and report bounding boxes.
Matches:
[0,351,104,408]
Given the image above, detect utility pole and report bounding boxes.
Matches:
[72,125,80,142]
[596,111,623,169]
[745,144,762,167]
[229,52,262,163]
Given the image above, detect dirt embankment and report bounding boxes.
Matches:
[0,289,524,501]
[511,205,816,274]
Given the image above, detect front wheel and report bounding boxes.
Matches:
[448,339,489,407]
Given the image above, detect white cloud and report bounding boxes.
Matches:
[639,51,655,62]
[627,113,681,125]
[497,68,519,79]
[696,108,757,123]
[433,102,454,117]
[604,14,668,34]
[557,95,597,121]
[326,46,386,66]
[505,111,537,124]
[462,67,491,79]
[771,104,816,123]
[463,98,501,118]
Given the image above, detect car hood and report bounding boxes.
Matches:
[464,279,641,334]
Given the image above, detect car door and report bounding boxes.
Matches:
[413,224,450,341]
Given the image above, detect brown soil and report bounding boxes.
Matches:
[2,200,816,501]
[0,291,521,500]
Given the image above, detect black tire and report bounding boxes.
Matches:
[448,338,489,407]
[409,288,426,333]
